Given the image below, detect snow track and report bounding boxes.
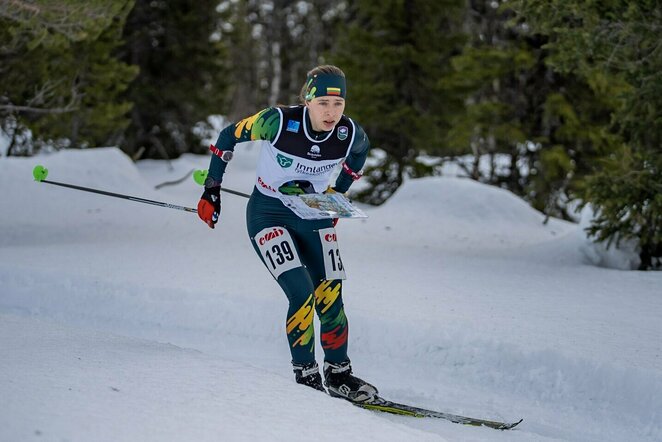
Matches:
[1,148,661,441]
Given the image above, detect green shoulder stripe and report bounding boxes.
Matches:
[234,107,280,142]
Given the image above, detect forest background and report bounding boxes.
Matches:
[1,0,660,269]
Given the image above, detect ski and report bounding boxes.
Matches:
[353,396,522,430]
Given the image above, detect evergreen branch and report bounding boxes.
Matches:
[0,1,124,41]
[3,0,40,14]
[0,102,79,114]
[0,80,81,115]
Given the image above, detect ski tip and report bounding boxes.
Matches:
[500,419,523,430]
[33,165,48,182]
[192,169,208,186]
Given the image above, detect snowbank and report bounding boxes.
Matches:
[576,205,641,270]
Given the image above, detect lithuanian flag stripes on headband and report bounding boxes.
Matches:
[304,72,346,99]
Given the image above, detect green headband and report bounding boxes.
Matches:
[304,73,346,100]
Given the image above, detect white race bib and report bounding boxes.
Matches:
[255,227,302,279]
[318,227,347,280]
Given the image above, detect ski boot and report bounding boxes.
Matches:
[323,360,378,403]
[293,361,325,392]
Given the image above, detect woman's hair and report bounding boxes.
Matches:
[298,65,346,104]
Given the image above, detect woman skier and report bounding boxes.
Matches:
[197,65,377,402]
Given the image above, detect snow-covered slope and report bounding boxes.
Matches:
[1,314,441,442]
[1,147,660,442]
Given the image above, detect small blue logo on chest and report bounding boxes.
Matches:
[286,120,300,133]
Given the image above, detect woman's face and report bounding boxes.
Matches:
[306,96,346,132]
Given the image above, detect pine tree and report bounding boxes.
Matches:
[1,1,136,154]
[583,147,662,270]
[119,0,231,159]
[512,0,662,269]
[331,0,465,204]
[443,0,620,220]
[29,2,138,149]
[443,0,536,191]
[221,0,345,121]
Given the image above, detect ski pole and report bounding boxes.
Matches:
[32,165,198,213]
[155,168,252,198]
[218,186,250,198]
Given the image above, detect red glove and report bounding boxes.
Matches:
[198,181,221,229]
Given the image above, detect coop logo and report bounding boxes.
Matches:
[276,154,293,168]
[307,145,321,159]
[258,227,285,245]
[337,126,348,141]
[324,233,337,242]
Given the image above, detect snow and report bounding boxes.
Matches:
[1,146,661,442]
